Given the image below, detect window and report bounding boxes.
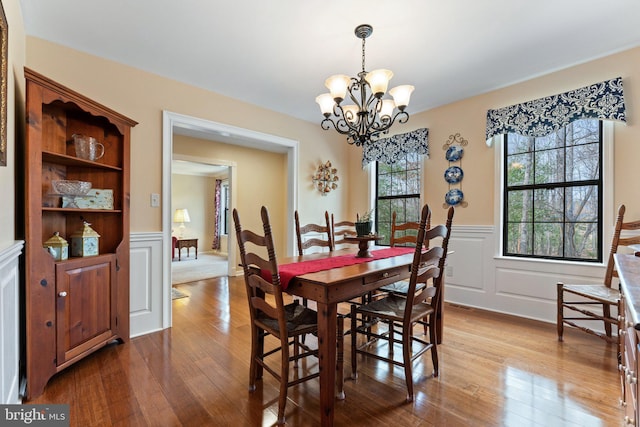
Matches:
[375,152,421,246]
[220,180,230,235]
[503,119,602,261]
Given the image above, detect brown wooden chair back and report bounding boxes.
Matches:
[403,205,445,321]
[605,205,640,288]
[390,210,431,247]
[331,214,357,248]
[295,210,333,255]
[233,206,286,332]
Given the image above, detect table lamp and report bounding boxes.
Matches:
[173,208,191,238]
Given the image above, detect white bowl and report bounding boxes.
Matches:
[51,180,92,196]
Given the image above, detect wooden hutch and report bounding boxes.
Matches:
[23,68,137,399]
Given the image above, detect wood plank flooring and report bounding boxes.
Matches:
[29,275,623,426]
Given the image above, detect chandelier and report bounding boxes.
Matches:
[315,24,414,147]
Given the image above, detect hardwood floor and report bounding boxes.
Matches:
[30,275,623,426]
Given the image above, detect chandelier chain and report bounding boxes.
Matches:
[361,37,366,73]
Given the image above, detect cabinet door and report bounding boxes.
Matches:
[55,255,117,366]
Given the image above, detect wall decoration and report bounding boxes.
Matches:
[312,160,339,195]
[442,133,468,208]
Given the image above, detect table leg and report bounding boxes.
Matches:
[316,301,337,426]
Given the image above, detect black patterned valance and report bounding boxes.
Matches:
[485,77,626,145]
[362,128,429,167]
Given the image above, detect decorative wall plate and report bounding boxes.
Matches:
[444,166,464,184]
[445,188,464,206]
[445,145,464,162]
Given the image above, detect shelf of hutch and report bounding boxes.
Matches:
[23,67,137,400]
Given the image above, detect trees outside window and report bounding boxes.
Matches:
[376,153,421,246]
[503,119,602,261]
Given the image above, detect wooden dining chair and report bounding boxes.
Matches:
[378,210,431,295]
[295,210,333,255]
[295,210,333,310]
[234,206,344,424]
[331,214,357,249]
[558,204,640,343]
[350,203,450,402]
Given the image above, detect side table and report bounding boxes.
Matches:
[176,238,198,261]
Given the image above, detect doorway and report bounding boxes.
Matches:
[171,158,231,286]
[161,111,299,329]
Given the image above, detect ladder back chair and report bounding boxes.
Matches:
[558,204,640,343]
[233,206,344,424]
[350,204,452,401]
[331,214,357,249]
[378,210,432,295]
[295,210,333,255]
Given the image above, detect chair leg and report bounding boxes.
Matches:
[402,323,414,402]
[249,327,262,390]
[389,321,394,356]
[429,315,439,377]
[277,340,290,425]
[557,283,564,342]
[336,316,345,400]
[351,304,358,380]
[603,303,612,337]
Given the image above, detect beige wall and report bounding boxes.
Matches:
[21,35,640,243]
[25,37,355,240]
[0,0,25,248]
[348,46,640,227]
[171,173,216,254]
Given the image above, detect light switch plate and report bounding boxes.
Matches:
[150,193,160,207]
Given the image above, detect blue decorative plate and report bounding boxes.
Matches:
[445,145,464,162]
[444,166,464,184]
[445,188,464,206]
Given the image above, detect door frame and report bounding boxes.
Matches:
[161,111,299,328]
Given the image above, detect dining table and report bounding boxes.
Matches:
[274,245,444,426]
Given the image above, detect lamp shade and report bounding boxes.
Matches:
[365,69,393,97]
[173,208,191,223]
[325,74,351,103]
[389,85,415,110]
[316,93,335,117]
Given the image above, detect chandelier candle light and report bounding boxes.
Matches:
[316,24,414,147]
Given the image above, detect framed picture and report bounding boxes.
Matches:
[0,1,7,167]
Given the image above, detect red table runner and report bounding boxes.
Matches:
[262,247,414,289]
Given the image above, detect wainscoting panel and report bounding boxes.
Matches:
[129,227,613,337]
[444,225,608,326]
[445,235,485,291]
[130,233,164,337]
[0,241,23,404]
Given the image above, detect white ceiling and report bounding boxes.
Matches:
[19,0,640,125]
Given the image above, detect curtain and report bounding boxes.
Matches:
[485,77,626,146]
[211,179,222,250]
[362,127,429,167]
